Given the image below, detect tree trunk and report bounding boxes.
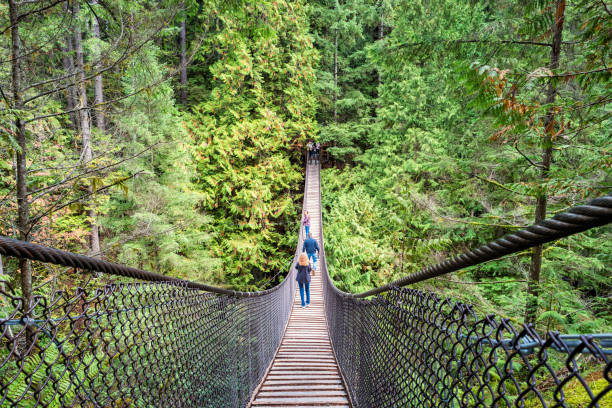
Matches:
[9,0,32,312]
[179,18,187,104]
[525,0,565,324]
[333,28,338,122]
[91,0,105,131]
[378,7,383,87]
[74,1,101,258]
[62,31,79,131]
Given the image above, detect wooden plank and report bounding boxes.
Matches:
[257,391,347,398]
[260,385,346,391]
[272,366,339,372]
[254,405,349,408]
[268,366,339,372]
[274,358,336,363]
[263,379,343,384]
[252,397,349,405]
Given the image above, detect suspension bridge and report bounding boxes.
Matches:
[0,161,611,407]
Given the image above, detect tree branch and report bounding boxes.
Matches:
[474,175,535,197]
[28,171,143,229]
[534,67,610,78]
[392,38,553,50]
[438,278,527,285]
[436,215,522,229]
[24,31,203,124]
[601,0,612,17]
[0,0,65,36]
[0,85,11,107]
[27,142,161,199]
[514,143,545,169]
[20,6,177,102]
[27,146,126,174]
[0,6,72,67]
[23,34,144,105]
[18,25,128,92]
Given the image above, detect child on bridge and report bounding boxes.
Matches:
[302,210,310,237]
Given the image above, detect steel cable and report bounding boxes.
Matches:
[351,194,612,298]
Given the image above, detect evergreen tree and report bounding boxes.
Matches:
[188,0,318,288]
[320,0,611,333]
[310,0,382,163]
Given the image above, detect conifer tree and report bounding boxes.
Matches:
[189,0,317,288]
[310,0,381,163]
[0,0,192,296]
[465,0,610,323]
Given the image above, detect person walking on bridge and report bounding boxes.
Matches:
[296,253,311,308]
[307,141,314,163]
[302,233,319,271]
[302,210,310,238]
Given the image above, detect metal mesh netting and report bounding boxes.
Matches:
[322,281,612,407]
[0,269,296,407]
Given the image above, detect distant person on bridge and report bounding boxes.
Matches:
[314,142,321,163]
[302,210,310,237]
[296,253,311,308]
[307,141,314,163]
[302,233,319,271]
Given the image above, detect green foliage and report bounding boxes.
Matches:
[320,0,611,332]
[99,43,219,283]
[0,342,95,407]
[310,0,383,162]
[0,0,608,335]
[187,0,317,288]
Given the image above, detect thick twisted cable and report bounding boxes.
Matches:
[352,193,612,298]
[0,235,265,297]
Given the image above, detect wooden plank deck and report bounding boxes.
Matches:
[249,163,351,407]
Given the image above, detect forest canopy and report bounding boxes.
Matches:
[0,0,610,336]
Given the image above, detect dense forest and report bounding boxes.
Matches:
[0,0,610,340]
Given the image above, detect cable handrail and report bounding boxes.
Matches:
[0,177,311,298]
[332,193,612,298]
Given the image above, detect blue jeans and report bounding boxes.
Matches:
[305,225,310,237]
[299,282,310,307]
[307,252,317,269]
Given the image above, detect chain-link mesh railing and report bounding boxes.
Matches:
[0,171,313,408]
[316,160,612,407]
[323,281,612,407]
[0,277,296,407]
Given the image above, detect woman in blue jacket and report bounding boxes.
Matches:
[295,253,312,308]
